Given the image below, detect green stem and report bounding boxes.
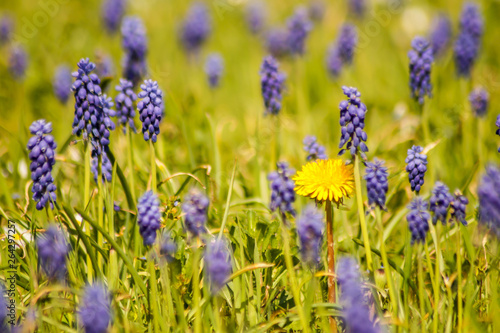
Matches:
[150,140,156,193]
[218,161,237,241]
[424,242,436,288]
[325,200,337,333]
[193,245,202,333]
[161,264,175,329]
[83,141,93,281]
[433,223,441,333]
[97,157,104,268]
[456,224,463,333]
[127,126,136,202]
[418,244,426,333]
[477,119,483,173]
[422,102,430,145]
[148,257,161,332]
[403,230,413,327]
[354,157,373,271]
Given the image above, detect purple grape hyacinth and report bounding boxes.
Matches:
[429,181,453,225]
[469,88,488,118]
[450,191,468,226]
[454,3,483,77]
[245,1,266,35]
[326,45,343,78]
[180,2,211,55]
[182,188,209,237]
[348,0,366,18]
[9,45,28,80]
[53,65,72,103]
[260,55,285,116]
[265,27,289,58]
[496,115,500,153]
[408,36,433,104]
[268,162,296,219]
[296,205,324,268]
[102,0,126,33]
[0,284,6,331]
[430,14,452,58]
[405,145,427,193]
[337,24,357,65]
[205,238,232,294]
[79,284,111,333]
[338,86,368,158]
[91,151,113,184]
[37,225,69,281]
[364,159,389,210]
[115,78,137,133]
[0,15,13,44]
[137,191,161,246]
[27,120,57,210]
[137,79,163,143]
[286,7,312,56]
[303,135,327,161]
[337,257,380,333]
[407,197,430,244]
[121,16,147,86]
[204,53,224,88]
[478,165,500,237]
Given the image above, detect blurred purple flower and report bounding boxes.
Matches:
[53,65,72,103]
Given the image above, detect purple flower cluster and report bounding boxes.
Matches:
[182,189,209,237]
[9,45,28,80]
[265,28,289,58]
[408,37,433,104]
[37,225,69,281]
[78,284,111,333]
[205,238,232,294]
[364,159,388,210]
[327,24,357,78]
[405,145,427,193]
[286,7,312,56]
[245,1,266,35]
[0,15,13,44]
[454,3,483,77]
[303,135,327,161]
[27,120,57,210]
[0,284,6,330]
[260,56,285,116]
[469,88,488,118]
[496,115,500,153]
[204,53,224,88]
[429,181,453,225]
[338,86,368,158]
[450,191,468,226]
[137,191,161,246]
[407,197,430,244]
[160,232,177,263]
[180,2,211,55]
[478,165,500,237]
[102,0,126,33]
[296,205,324,268]
[268,162,296,219]
[121,16,147,86]
[53,65,72,103]
[91,151,113,184]
[348,0,366,18]
[337,257,379,333]
[115,79,137,133]
[137,79,163,143]
[326,45,343,78]
[430,14,452,58]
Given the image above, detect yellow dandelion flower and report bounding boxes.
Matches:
[293,159,355,205]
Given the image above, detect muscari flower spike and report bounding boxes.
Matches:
[348,0,366,18]
[115,78,137,133]
[245,1,266,35]
[91,151,113,184]
[265,27,289,58]
[53,65,72,103]
[27,120,57,210]
[337,23,357,65]
[137,79,163,143]
[296,204,324,268]
[137,191,161,246]
[205,238,232,294]
[79,284,111,333]
[268,162,296,219]
[478,165,500,237]
[405,145,427,193]
[260,55,285,116]
[450,191,468,226]
[0,15,13,44]
[182,188,209,237]
[469,87,489,118]
[337,257,380,333]
[121,16,147,86]
[9,45,28,80]
[37,225,70,281]
[407,197,430,244]
[204,53,224,88]
[430,13,452,58]
[429,181,453,225]
[326,44,343,78]
[338,86,368,158]
[364,159,388,210]
[180,2,211,55]
[408,36,433,104]
[286,7,312,56]
[102,0,126,33]
[496,115,500,153]
[454,2,483,77]
[303,135,327,161]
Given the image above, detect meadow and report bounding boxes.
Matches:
[0,0,500,332]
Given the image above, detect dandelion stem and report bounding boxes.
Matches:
[325,200,337,332]
[354,156,373,272]
[150,140,156,193]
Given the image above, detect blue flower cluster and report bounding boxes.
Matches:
[430,14,452,58]
[303,135,327,161]
[469,88,489,118]
[182,188,209,237]
[137,191,161,246]
[27,120,57,210]
[405,145,427,193]
[245,1,265,35]
[454,2,483,77]
[407,197,430,244]
[137,79,163,143]
[205,238,232,294]
[296,205,324,268]
[364,159,389,210]
[102,0,125,33]
[0,15,13,44]
[260,55,285,116]
[450,191,468,226]
[121,16,147,86]
[9,45,28,80]
[78,284,111,333]
[265,28,289,58]
[204,53,224,88]
[286,7,311,56]
[327,24,357,78]
[37,225,69,281]
[180,2,211,55]
[91,151,113,184]
[408,36,433,104]
[496,115,500,153]
[478,165,500,237]
[53,65,72,103]
[338,86,368,158]
[429,181,453,225]
[348,0,366,18]
[268,162,296,219]
[115,79,137,133]
[337,257,380,333]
